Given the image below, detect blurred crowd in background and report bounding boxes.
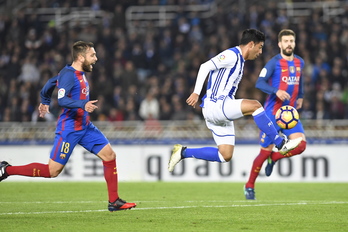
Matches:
[0,0,348,123]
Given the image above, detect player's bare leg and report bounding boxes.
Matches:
[48,159,65,177]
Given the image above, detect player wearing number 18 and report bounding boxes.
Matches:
[244,29,307,200]
[0,41,136,211]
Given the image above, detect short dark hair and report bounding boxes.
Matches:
[278,29,296,42]
[72,41,94,61]
[240,29,265,45]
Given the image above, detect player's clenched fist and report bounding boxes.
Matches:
[186,93,199,108]
[85,100,98,113]
[38,103,50,118]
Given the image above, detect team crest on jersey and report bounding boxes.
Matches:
[296,67,301,72]
[60,153,66,159]
[290,66,295,73]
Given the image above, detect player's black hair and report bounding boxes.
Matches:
[278,29,296,41]
[72,41,94,61]
[240,29,265,45]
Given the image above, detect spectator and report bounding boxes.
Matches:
[120,60,139,90]
[0,1,347,123]
[24,28,42,51]
[139,89,160,120]
[18,55,40,84]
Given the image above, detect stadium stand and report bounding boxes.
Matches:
[0,0,347,143]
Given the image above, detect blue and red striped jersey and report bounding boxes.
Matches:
[256,54,304,115]
[56,65,90,132]
[41,65,90,132]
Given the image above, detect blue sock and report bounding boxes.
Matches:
[183,147,222,162]
[253,110,283,147]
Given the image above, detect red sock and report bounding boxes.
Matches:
[271,141,307,162]
[245,149,271,189]
[6,163,51,178]
[103,159,119,203]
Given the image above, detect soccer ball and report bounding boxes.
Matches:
[275,105,299,129]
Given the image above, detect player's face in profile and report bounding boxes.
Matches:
[82,47,98,72]
[250,42,264,60]
[279,35,295,57]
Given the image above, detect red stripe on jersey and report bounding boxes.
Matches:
[273,59,289,114]
[74,71,86,131]
[59,109,69,131]
[52,136,63,161]
[290,58,301,107]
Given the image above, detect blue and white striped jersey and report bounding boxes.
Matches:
[194,46,245,107]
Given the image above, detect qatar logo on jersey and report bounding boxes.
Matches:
[282,75,300,85]
[82,86,89,96]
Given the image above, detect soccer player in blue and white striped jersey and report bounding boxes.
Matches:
[168,29,302,173]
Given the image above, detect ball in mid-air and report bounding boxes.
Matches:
[275,105,299,129]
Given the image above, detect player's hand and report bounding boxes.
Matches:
[276,90,290,102]
[38,103,50,118]
[186,93,199,108]
[296,98,303,109]
[85,100,98,113]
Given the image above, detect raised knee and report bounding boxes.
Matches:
[219,151,233,162]
[253,100,262,110]
[104,151,116,161]
[218,145,234,162]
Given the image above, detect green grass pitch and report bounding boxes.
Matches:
[1,182,347,232]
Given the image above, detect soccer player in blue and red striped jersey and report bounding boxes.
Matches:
[168,29,302,174]
[244,29,307,200]
[0,41,136,211]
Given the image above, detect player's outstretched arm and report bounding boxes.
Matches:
[186,93,199,108]
[40,75,58,106]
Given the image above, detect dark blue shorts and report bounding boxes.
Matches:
[50,123,109,165]
[259,115,305,148]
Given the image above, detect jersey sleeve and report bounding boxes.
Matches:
[210,49,238,70]
[255,60,278,95]
[57,72,88,109]
[40,75,58,105]
[193,50,237,95]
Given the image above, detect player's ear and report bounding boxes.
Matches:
[78,53,85,62]
[250,42,255,49]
